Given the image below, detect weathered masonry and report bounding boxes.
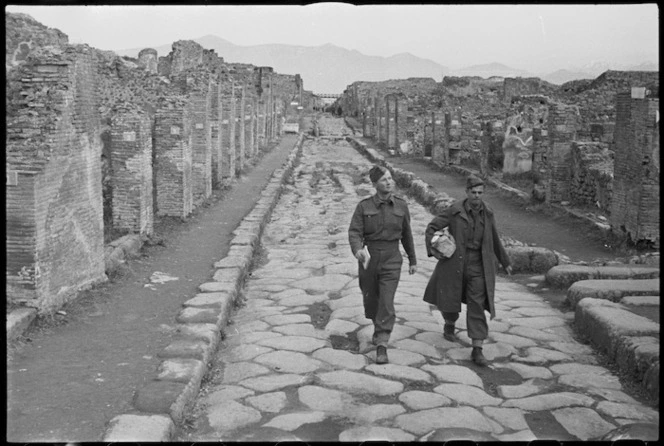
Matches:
[6,46,107,312]
[339,71,659,246]
[5,11,315,312]
[610,88,660,247]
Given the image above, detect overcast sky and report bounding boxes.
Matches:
[6,3,659,73]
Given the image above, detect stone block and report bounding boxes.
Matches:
[574,298,660,361]
[133,381,187,414]
[567,278,660,308]
[156,358,206,383]
[157,339,210,361]
[103,414,174,442]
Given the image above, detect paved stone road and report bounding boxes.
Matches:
[178,117,658,442]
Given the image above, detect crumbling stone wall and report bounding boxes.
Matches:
[6,45,106,312]
[555,70,659,146]
[570,142,613,212]
[610,90,660,246]
[109,104,154,235]
[5,12,68,70]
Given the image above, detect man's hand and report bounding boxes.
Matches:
[409,265,417,275]
[355,250,368,263]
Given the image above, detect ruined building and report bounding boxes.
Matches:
[5,12,311,312]
[339,70,659,247]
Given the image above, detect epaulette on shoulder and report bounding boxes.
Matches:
[393,194,406,201]
[360,195,374,202]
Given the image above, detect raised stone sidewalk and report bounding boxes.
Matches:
[103,133,306,442]
[173,117,658,442]
[546,264,660,289]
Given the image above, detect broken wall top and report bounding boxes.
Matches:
[6,12,69,70]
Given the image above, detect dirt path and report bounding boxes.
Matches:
[360,142,621,264]
[7,135,299,443]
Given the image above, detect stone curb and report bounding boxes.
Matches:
[345,136,559,274]
[546,264,660,289]
[566,278,660,309]
[574,298,660,403]
[102,133,306,442]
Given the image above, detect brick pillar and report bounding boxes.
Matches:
[236,85,245,175]
[431,111,444,163]
[545,102,579,204]
[210,80,223,188]
[110,108,154,235]
[190,91,211,206]
[610,91,660,245]
[479,121,491,177]
[220,83,235,182]
[155,97,193,218]
[386,97,394,149]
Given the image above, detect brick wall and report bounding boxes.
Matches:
[610,92,660,245]
[570,142,613,212]
[154,96,193,218]
[109,105,154,235]
[235,85,246,175]
[6,45,106,311]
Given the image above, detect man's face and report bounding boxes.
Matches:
[374,171,394,195]
[466,185,484,204]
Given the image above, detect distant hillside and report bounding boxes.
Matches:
[115,35,447,93]
[541,69,595,85]
[450,62,531,78]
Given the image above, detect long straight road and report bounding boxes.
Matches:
[177,116,658,442]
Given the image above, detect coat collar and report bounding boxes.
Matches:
[372,194,394,206]
[451,199,494,221]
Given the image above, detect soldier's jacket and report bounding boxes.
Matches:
[348,194,417,266]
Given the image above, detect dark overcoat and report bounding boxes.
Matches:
[423,199,511,319]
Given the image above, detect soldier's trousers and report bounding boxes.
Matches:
[442,249,488,340]
[358,241,402,347]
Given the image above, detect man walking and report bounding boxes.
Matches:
[349,165,417,364]
[423,175,512,366]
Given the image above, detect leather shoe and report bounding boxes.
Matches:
[443,324,457,342]
[471,347,488,366]
[376,346,388,364]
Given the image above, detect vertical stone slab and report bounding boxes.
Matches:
[155,96,193,218]
[431,111,444,163]
[110,107,154,235]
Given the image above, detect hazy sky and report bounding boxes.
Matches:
[6,3,659,72]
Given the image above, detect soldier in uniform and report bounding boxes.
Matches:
[423,175,512,366]
[349,165,417,364]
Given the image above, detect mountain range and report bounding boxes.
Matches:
[115,35,658,93]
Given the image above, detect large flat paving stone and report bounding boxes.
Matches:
[339,426,415,442]
[317,370,403,395]
[206,400,261,432]
[255,335,328,353]
[394,406,496,435]
[552,407,617,440]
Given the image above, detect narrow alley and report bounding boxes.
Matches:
[175,116,658,442]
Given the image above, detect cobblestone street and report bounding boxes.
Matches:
[177,117,658,442]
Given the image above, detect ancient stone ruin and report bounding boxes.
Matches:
[5,12,315,312]
[339,71,659,248]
